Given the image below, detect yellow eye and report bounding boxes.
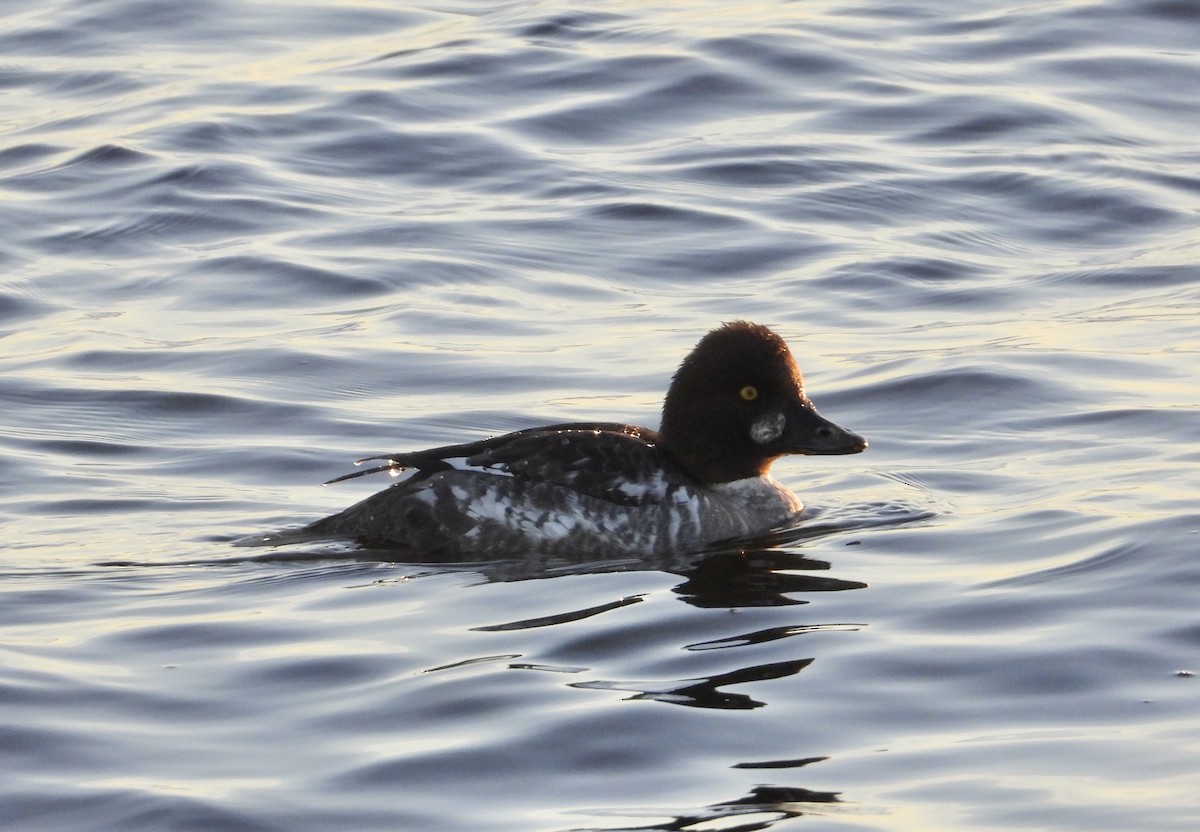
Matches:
[739,385,759,402]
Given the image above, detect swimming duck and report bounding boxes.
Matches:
[305,321,866,556]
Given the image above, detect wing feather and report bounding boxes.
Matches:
[324,422,683,506]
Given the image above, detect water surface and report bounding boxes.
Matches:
[2,1,1198,830]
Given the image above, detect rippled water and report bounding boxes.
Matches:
[3,0,1199,829]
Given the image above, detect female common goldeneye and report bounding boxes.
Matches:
[305,321,865,557]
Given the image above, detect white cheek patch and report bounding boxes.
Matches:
[750,411,785,444]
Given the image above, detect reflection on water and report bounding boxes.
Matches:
[571,656,816,710]
[672,549,867,608]
[574,781,842,832]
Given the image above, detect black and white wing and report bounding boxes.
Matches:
[325,422,685,506]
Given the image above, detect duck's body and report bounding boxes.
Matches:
[305,322,865,557]
[306,423,804,556]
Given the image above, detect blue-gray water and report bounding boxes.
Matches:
[3,1,1199,830]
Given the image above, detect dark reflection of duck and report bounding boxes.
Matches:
[672,544,867,608]
[569,655,817,710]
[570,779,841,831]
[293,321,865,557]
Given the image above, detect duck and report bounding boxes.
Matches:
[303,321,866,556]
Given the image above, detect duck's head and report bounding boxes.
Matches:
[659,320,866,483]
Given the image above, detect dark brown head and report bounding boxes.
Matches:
[658,321,866,483]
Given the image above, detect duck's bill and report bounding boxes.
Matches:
[784,403,867,455]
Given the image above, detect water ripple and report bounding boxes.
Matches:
[3,0,1199,829]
